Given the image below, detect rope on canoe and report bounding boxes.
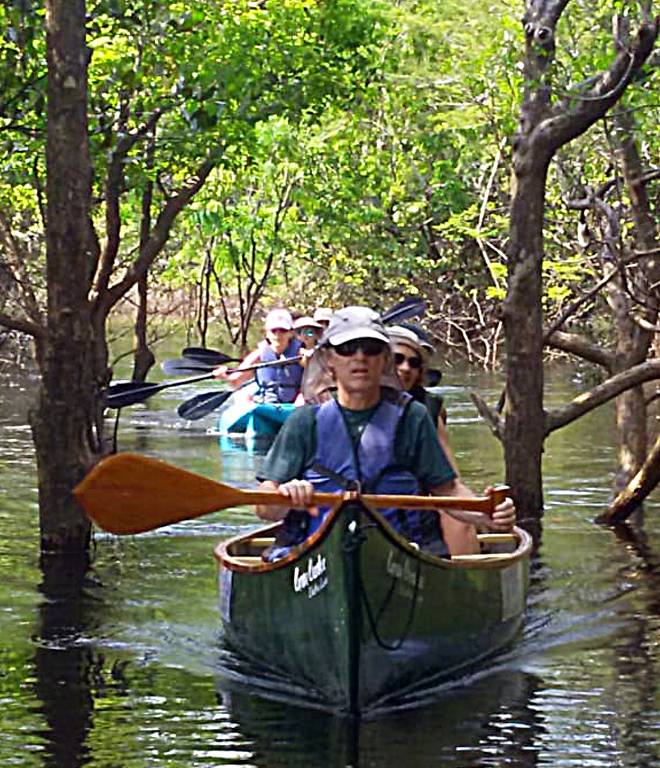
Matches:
[343,522,421,652]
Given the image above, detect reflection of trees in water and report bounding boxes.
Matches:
[216,668,545,768]
[32,553,127,768]
[610,524,660,765]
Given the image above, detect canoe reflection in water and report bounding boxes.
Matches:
[215,667,545,765]
[215,498,533,717]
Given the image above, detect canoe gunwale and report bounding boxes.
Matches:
[214,499,533,573]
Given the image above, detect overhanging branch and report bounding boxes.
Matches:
[0,312,45,339]
[545,359,660,433]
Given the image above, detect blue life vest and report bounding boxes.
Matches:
[305,395,447,555]
[265,394,448,559]
[255,338,303,403]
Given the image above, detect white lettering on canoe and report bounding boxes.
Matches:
[386,551,425,591]
[293,553,328,599]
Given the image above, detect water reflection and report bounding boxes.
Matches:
[216,669,545,767]
[2,361,660,767]
[33,553,99,768]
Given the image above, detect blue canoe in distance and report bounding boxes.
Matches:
[217,396,297,438]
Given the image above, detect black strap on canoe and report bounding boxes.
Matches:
[343,522,421,652]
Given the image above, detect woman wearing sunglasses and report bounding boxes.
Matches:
[253,306,515,559]
[388,325,458,474]
[293,315,324,351]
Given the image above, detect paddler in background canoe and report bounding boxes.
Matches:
[254,306,515,559]
[213,308,304,404]
[388,324,459,474]
[312,306,333,330]
[293,315,323,352]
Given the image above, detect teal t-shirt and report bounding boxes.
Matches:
[258,397,456,491]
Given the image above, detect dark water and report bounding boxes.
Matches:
[1,360,659,767]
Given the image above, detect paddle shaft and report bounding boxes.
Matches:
[243,489,506,513]
[73,453,507,535]
[105,355,302,408]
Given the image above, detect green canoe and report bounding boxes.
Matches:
[214,500,533,716]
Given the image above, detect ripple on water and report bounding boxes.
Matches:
[1,364,659,767]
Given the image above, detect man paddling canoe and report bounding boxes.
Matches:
[213,308,304,404]
[254,306,515,558]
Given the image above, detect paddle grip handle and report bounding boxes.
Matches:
[488,484,510,515]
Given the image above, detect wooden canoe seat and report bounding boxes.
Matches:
[476,533,518,544]
[248,537,276,547]
[229,556,264,566]
[450,553,515,563]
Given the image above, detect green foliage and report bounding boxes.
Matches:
[0,0,657,352]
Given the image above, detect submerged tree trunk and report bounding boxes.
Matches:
[597,433,660,524]
[502,2,657,528]
[611,108,660,488]
[131,274,155,383]
[131,134,156,383]
[31,0,98,553]
[502,159,549,525]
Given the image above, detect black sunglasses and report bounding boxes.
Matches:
[394,352,422,370]
[332,338,387,357]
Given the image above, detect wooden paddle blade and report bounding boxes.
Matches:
[73,453,253,534]
[177,390,232,420]
[161,358,214,375]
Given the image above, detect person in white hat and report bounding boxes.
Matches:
[213,308,303,403]
[312,307,333,329]
[293,315,323,351]
[253,306,516,558]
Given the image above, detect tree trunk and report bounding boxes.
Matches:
[131,274,155,382]
[131,133,156,383]
[612,381,648,492]
[597,432,660,524]
[611,108,660,488]
[502,158,550,526]
[501,3,657,532]
[31,0,98,553]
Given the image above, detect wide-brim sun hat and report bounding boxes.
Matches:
[388,325,431,363]
[293,315,323,331]
[397,321,435,353]
[313,307,333,324]
[322,306,390,347]
[265,308,293,331]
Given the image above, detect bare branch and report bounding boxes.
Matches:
[544,16,659,150]
[596,431,660,524]
[470,391,503,438]
[543,252,646,342]
[0,311,45,338]
[95,153,218,316]
[545,329,614,369]
[94,109,167,297]
[545,359,660,433]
